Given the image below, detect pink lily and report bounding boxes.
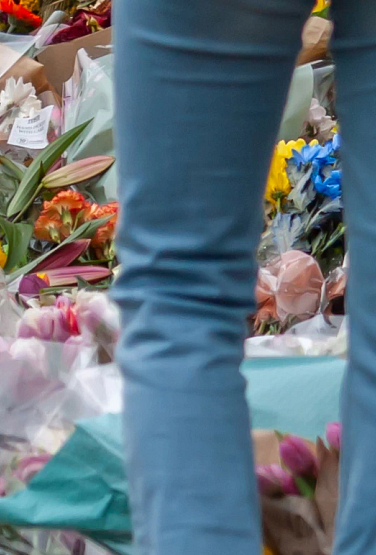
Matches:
[33,240,90,272]
[28,266,111,288]
[41,156,115,189]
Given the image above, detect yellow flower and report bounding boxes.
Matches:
[265,149,291,207]
[312,0,330,14]
[277,139,306,160]
[0,243,7,270]
[19,0,40,11]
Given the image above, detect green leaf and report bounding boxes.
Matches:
[0,155,24,182]
[0,174,18,216]
[294,476,316,499]
[311,230,326,256]
[320,223,346,254]
[6,215,111,284]
[0,218,33,273]
[7,120,92,218]
[312,6,330,18]
[75,276,109,291]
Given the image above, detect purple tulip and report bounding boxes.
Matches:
[326,422,342,451]
[280,435,318,477]
[256,464,299,497]
[14,454,52,484]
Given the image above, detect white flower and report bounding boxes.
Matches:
[0,77,42,134]
[306,98,335,142]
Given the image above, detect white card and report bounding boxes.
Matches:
[7,105,54,150]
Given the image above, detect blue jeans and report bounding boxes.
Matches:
[113,1,376,553]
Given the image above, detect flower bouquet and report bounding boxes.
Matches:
[40,0,111,44]
[0,0,42,33]
[0,330,122,555]
[0,117,117,282]
[255,423,341,555]
[253,92,344,334]
[297,0,332,67]
[0,76,61,164]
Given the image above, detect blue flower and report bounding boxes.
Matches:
[314,170,342,199]
[291,143,322,169]
[311,142,337,181]
[332,134,341,152]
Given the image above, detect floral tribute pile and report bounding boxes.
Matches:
[252,96,346,335]
[0,0,111,37]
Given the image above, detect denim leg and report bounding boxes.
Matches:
[331,3,376,554]
[113,1,312,553]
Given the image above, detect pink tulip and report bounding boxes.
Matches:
[326,422,342,451]
[75,290,120,341]
[17,306,73,342]
[14,454,52,484]
[256,464,299,497]
[55,295,73,310]
[280,436,318,477]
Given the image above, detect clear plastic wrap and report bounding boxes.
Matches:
[255,250,324,331]
[0,332,123,554]
[63,48,115,203]
[0,84,62,164]
[0,34,37,80]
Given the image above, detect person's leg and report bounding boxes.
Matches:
[113,1,312,553]
[331,3,376,554]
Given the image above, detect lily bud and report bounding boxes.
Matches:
[280,435,318,477]
[41,156,115,189]
[40,265,111,287]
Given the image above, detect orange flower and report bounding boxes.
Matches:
[43,190,86,220]
[91,202,118,246]
[34,216,65,243]
[0,0,42,27]
[76,201,102,226]
[91,202,119,259]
